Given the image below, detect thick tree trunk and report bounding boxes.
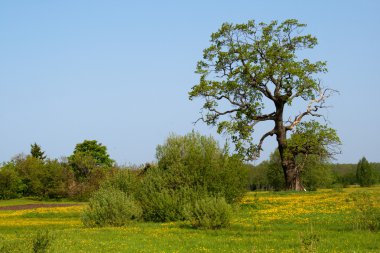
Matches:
[282,156,304,191]
[277,135,304,191]
[274,100,304,191]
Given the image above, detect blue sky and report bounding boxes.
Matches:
[1,1,379,165]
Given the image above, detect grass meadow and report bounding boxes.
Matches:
[0,187,379,252]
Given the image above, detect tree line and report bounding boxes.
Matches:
[248,154,380,191]
[0,133,248,202]
[0,140,114,200]
[1,133,378,201]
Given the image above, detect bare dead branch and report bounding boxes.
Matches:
[285,85,337,131]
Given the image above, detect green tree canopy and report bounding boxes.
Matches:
[30,143,46,161]
[286,121,341,160]
[189,19,339,190]
[69,140,114,179]
[356,157,376,187]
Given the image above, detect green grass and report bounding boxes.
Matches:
[0,187,379,252]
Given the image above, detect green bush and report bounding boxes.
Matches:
[2,156,75,200]
[137,169,195,222]
[81,132,247,224]
[156,131,248,203]
[139,188,184,222]
[184,196,232,229]
[40,160,73,199]
[13,155,45,196]
[0,163,24,199]
[32,230,53,253]
[135,132,247,222]
[68,167,110,201]
[101,169,139,195]
[82,187,142,227]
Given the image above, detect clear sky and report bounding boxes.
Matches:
[1,1,379,165]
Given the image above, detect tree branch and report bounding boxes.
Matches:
[285,86,337,131]
[253,128,276,159]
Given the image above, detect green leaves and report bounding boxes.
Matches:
[70,140,114,168]
[356,157,376,187]
[190,19,331,160]
[30,143,47,161]
[68,140,114,179]
[286,121,341,159]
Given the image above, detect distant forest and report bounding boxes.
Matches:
[331,163,380,185]
[248,160,380,191]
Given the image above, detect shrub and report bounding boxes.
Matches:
[32,230,53,253]
[137,169,190,222]
[101,169,139,195]
[135,132,247,222]
[13,155,45,196]
[68,167,110,201]
[40,160,73,199]
[0,163,24,199]
[349,191,380,231]
[82,187,142,227]
[299,227,320,253]
[139,188,184,222]
[2,156,75,200]
[156,131,248,203]
[184,196,232,229]
[137,168,214,222]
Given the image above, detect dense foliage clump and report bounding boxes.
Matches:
[356,157,376,187]
[69,140,114,179]
[82,187,142,227]
[88,132,247,227]
[155,131,248,203]
[183,196,232,229]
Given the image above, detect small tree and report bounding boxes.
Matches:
[286,121,340,190]
[189,19,339,190]
[356,157,375,187]
[0,163,24,199]
[41,159,72,199]
[13,155,45,196]
[30,143,46,161]
[68,140,114,179]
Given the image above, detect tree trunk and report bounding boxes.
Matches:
[282,155,304,191]
[274,101,304,191]
[277,136,304,191]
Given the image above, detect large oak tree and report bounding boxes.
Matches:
[189,19,339,190]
